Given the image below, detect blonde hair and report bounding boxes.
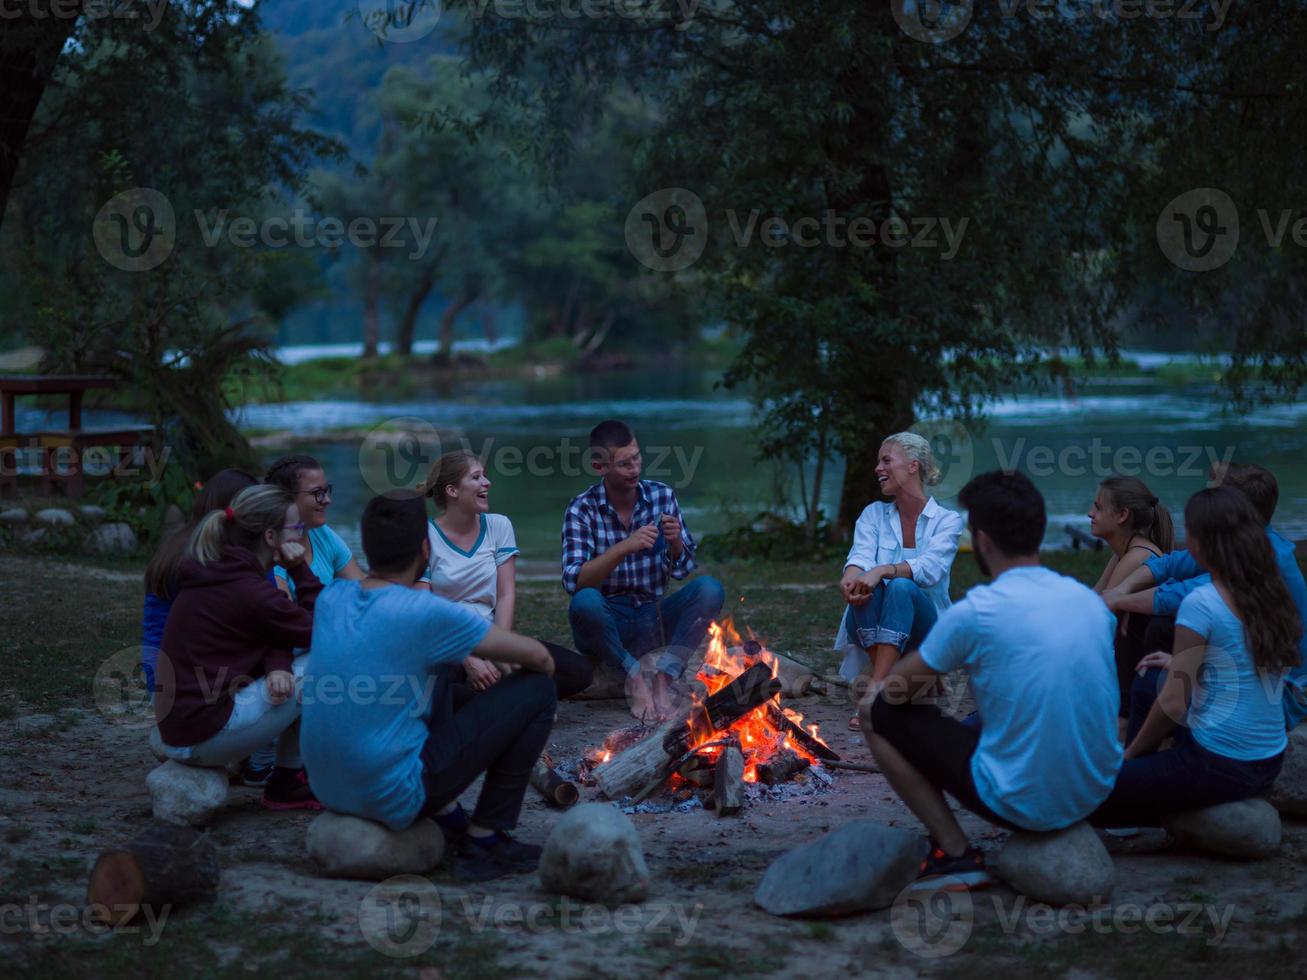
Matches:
[187,485,293,565]
[417,451,483,511]
[883,432,942,487]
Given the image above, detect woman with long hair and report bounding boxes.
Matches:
[1088,475,1175,729]
[142,468,258,692]
[153,484,323,811]
[836,432,964,730]
[1091,486,1302,827]
[416,451,594,699]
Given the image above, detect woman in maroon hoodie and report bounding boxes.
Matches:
[154,484,322,810]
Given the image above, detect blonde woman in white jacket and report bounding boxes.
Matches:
[837,432,964,730]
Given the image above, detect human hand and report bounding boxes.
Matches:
[840,567,862,603]
[1136,651,1173,673]
[660,513,682,549]
[848,568,885,606]
[266,670,295,704]
[465,656,503,691]
[624,525,659,555]
[276,540,307,569]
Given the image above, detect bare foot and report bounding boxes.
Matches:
[625,672,657,724]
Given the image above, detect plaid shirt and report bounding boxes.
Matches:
[561,480,698,602]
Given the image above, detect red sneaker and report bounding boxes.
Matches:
[260,767,324,811]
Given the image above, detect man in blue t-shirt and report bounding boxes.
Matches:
[860,471,1122,891]
[302,493,556,882]
[1102,464,1307,730]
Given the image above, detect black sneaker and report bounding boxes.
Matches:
[239,758,274,787]
[910,845,992,891]
[451,833,541,884]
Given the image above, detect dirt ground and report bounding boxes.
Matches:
[2,555,1307,978]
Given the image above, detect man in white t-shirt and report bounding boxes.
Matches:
[859,470,1122,890]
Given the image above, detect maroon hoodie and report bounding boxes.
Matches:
[156,545,322,746]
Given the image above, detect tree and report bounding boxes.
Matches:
[445,0,1307,530]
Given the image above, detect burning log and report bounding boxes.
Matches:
[595,662,780,800]
[87,822,220,926]
[678,755,716,787]
[530,753,580,807]
[764,703,840,762]
[755,748,809,786]
[713,746,745,816]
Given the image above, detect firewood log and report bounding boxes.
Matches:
[764,703,840,762]
[86,822,220,926]
[713,747,746,816]
[755,748,809,786]
[530,753,580,807]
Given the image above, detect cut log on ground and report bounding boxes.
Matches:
[714,746,745,816]
[530,753,580,807]
[825,759,881,774]
[595,662,780,799]
[756,748,809,786]
[87,822,220,927]
[764,703,840,762]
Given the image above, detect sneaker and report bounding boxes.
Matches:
[910,845,992,891]
[260,767,324,811]
[239,758,274,788]
[451,833,542,883]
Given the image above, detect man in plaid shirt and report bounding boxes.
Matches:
[564,420,725,721]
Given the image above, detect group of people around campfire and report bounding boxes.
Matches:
[145,418,1307,888]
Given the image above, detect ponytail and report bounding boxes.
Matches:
[1100,476,1173,553]
[186,485,292,565]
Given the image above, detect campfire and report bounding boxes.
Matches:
[587,620,839,815]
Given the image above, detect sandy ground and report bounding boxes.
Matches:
[4,670,1307,979]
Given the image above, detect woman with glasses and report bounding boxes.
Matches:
[153,485,323,811]
[265,454,365,595]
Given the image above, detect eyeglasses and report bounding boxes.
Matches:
[282,522,305,534]
[300,485,332,504]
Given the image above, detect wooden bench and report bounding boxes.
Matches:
[31,427,156,498]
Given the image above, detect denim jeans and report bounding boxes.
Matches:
[420,669,556,831]
[844,577,938,653]
[568,576,726,679]
[1089,667,1284,828]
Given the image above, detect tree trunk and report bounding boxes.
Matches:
[804,412,830,547]
[836,389,916,533]
[362,248,383,359]
[0,3,81,230]
[437,291,477,359]
[394,267,436,357]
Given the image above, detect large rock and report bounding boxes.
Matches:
[146,761,229,827]
[1163,799,1281,859]
[539,803,649,904]
[78,505,108,520]
[754,820,923,917]
[995,822,1114,906]
[0,508,28,525]
[34,508,74,527]
[86,521,138,554]
[1268,727,1307,817]
[307,812,445,880]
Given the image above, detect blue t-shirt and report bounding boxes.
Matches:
[274,524,353,596]
[1149,527,1307,730]
[920,566,1122,832]
[300,580,492,830]
[1176,583,1288,761]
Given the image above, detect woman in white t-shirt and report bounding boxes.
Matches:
[1090,485,1301,827]
[416,451,593,699]
[836,432,964,730]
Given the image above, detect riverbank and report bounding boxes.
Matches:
[3,550,1306,978]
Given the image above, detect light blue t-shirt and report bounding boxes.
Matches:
[301,580,492,830]
[1176,583,1288,762]
[1148,527,1307,730]
[274,524,353,596]
[921,565,1122,832]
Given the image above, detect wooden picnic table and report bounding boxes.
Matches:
[0,374,118,433]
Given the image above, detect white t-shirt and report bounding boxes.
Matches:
[1176,583,1288,761]
[920,565,1122,831]
[418,514,519,623]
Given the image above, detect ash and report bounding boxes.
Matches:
[593,764,836,815]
